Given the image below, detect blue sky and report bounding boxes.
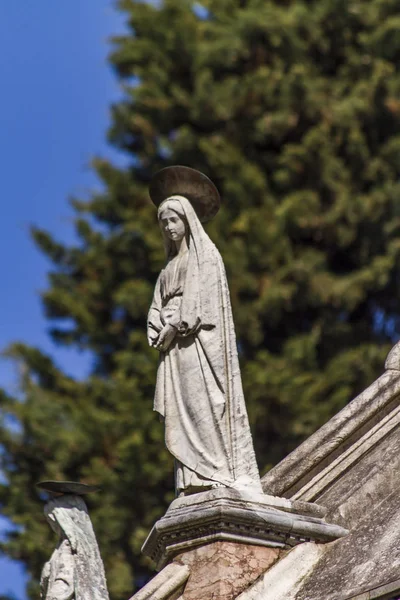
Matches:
[0,2,126,596]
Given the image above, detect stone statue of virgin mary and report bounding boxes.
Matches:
[148,166,262,496]
[40,492,109,600]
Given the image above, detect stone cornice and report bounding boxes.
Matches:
[142,488,348,569]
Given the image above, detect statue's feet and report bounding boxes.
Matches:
[177,482,226,497]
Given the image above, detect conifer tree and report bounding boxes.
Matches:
[2,0,400,597]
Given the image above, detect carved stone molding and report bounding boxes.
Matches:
[262,368,400,499]
[128,563,190,600]
[142,488,348,569]
[385,340,400,371]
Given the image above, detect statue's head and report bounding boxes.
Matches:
[44,495,91,549]
[158,197,187,243]
[158,195,193,258]
[43,494,110,599]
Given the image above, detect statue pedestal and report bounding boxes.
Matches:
[141,488,347,600]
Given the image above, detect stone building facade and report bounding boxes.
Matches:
[132,340,400,600]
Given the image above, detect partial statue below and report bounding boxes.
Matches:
[148,166,262,496]
[38,481,109,600]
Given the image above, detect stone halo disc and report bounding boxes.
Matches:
[149,165,221,223]
[36,480,100,495]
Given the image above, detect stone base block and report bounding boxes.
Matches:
[174,540,280,600]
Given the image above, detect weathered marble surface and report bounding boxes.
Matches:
[147,191,261,495]
[294,425,400,599]
[245,343,400,599]
[385,339,400,370]
[350,578,400,599]
[240,430,400,599]
[175,541,280,600]
[129,563,190,600]
[142,488,347,569]
[40,494,109,600]
[262,368,400,498]
[236,543,325,600]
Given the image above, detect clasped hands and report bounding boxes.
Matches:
[153,323,177,352]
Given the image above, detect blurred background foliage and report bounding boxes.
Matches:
[2,0,400,597]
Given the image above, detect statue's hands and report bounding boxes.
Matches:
[154,323,177,352]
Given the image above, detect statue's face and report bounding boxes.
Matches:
[159,208,186,242]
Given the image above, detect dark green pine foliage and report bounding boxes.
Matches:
[2,0,400,597]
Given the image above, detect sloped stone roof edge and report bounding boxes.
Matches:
[262,343,400,498]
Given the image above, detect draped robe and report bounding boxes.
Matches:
[40,495,109,600]
[148,196,261,494]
